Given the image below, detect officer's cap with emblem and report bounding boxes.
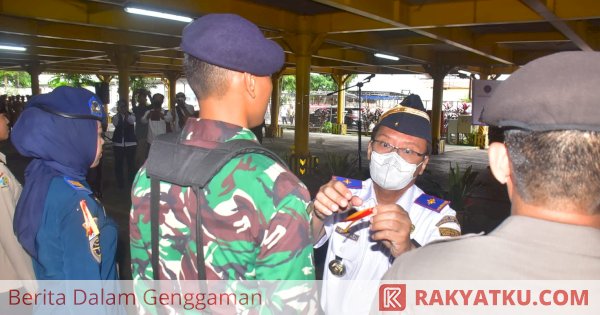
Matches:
[377,94,432,146]
[27,86,105,122]
[181,13,285,76]
[481,51,600,131]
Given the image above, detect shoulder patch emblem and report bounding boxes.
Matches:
[435,215,461,227]
[439,227,461,237]
[89,235,101,263]
[332,176,362,189]
[414,193,449,212]
[0,173,9,188]
[64,177,92,194]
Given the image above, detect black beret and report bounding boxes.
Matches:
[27,86,105,121]
[481,51,600,131]
[378,94,432,143]
[181,14,284,76]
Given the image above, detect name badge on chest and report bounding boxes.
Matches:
[335,226,359,241]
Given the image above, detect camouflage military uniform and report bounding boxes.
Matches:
[130,119,315,281]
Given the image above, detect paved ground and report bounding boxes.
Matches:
[1,128,510,280]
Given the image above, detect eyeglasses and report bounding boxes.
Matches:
[371,139,427,162]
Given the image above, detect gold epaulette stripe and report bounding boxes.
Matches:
[379,105,430,123]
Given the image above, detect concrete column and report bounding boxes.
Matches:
[425,63,453,154]
[267,73,283,138]
[331,74,351,134]
[95,74,113,119]
[108,46,138,105]
[282,16,325,175]
[23,61,43,95]
[165,71,181,111]
[295,50,311,155]
[95,74,113,104]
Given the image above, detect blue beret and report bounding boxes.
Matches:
[180,14,284,76]
[27,86,105,121]
[481,51,600,132]
[377,94,432,143]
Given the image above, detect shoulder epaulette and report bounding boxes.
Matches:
[332,176,362,189]
[414,193,449,213]
[63,177,92,194]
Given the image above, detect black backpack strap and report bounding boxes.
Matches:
[150,177,160,280]
[145,133,288,280]
[147,133,288,188]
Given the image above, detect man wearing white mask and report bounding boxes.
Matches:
[311,94,461,314]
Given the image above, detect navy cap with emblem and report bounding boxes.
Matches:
[180,13,285,76]
[377,94,432,144]
[27,86,105,122]
[481,51,600,131]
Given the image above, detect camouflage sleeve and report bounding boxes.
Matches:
[130,167,153,280]
[205,153,316,280]
[222,154,317,313]
[253,160,315,280]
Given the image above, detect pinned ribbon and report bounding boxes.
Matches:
[80,200,100,238]
[343,207,374,222]
[342,207,374,232]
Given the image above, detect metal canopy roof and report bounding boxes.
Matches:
[1,0,598,77]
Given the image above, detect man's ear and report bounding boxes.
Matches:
[418,156,429,175]
[488,142,511,184]
[244,73,256,99]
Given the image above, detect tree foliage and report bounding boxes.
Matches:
[48,73,96,88]
[129,76,158,93]
[281,75,296,94]
[310,73,335,91]
[0,71,31,88]
[282,73,359,93]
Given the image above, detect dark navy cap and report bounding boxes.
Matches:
[481,51,600,131]
[27,86,105,121]
[181,14,285,76]
[377,94,432,143]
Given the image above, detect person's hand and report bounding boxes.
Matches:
[370,204,413,257]
[313,179,362,220]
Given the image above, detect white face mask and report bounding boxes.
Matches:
[370,151,422,190]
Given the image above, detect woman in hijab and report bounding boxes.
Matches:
[11,86,118,280]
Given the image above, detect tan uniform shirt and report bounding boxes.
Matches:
[0,152,35,290]
[383,215,600,280]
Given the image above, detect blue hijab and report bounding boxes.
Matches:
[11,87,105,258]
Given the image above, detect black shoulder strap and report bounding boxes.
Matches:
[146,132,287,280]
[146,132,287,187]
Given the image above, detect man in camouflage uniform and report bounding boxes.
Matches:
[130,13,315,313]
